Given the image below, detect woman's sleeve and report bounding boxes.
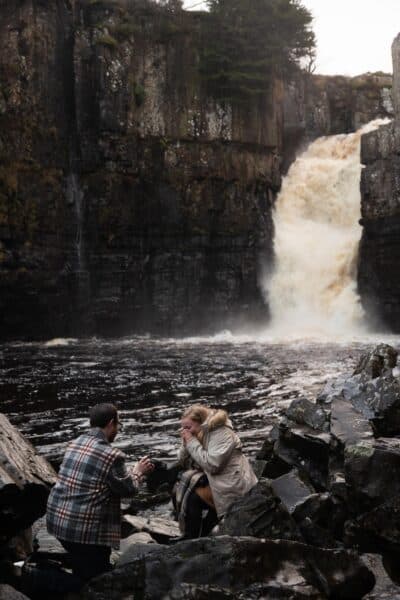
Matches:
[185,428,236,474]
[177,443,190,467]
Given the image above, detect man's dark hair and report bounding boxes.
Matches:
[89,403,118,428]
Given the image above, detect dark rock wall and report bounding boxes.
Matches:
[358,34,400,331]
[0,0,282,338]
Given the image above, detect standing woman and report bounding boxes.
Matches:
[175,404,258,538]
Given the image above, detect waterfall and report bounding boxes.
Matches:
[66,172,85,272]
[264,120,388,338]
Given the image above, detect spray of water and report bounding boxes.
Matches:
[263,120,389,338]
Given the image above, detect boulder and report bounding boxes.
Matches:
[0,585,30,600]
[285,398,329,432]
[255,427,292,479]
[122,514,180,543]
[0,414,56,547]
[317,345,400,437]
[353,344,398,377]
[344,373,400,436]
[271,470,344,548]
[330,397,374,447]
[220,480,301,541]
[82,536,375,600]
[270,469,315,516]
[344,438,400,510]
[345,495,400,554]
[274,421,331,490]
[165,582,321,599]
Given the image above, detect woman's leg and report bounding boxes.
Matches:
[185,491,218,538]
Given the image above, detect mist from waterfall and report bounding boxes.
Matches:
[263,120,388,338]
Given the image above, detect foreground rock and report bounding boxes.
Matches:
[122,514,180,543]
[0,585,30,600]
[82,536,375,600]
[241,344,400,593]
[0,413,56,562]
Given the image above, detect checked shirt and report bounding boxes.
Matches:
[46,428,136,549]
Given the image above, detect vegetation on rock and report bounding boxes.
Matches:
[200,0,316,100]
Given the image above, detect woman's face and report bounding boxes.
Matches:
[181,417,202,436]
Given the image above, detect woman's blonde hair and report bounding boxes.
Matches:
[182,404,210,424]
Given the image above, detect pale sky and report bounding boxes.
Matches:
[183,0,400,76]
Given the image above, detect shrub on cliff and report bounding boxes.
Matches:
[200,0,316,100]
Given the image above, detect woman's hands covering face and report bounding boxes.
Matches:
[180,428,193,444]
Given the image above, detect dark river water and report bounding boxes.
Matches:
[2,333,399,470]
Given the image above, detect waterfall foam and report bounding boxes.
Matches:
[263,120,389,338]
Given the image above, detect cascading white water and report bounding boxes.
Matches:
[264,120,388,338]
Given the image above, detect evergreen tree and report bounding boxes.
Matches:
[200,0,315,100]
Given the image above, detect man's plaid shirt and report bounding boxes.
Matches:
[46,428,133,548]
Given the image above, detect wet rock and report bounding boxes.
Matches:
[345,373,400,436]
[330,397,374,447]
[120,533,157,558]
[285,398,329,431]
[165,584,234,599]
[353,344,398,378]
[0,414,56,546]
[82,536,375,600]
[345,495,400,554]
[316,345,400,436]
[122,514,180,543]
[166,582,321,599]
[255,427,291,479]
[270,469,315,516]
[0,585,30,600]
[271,470,344,548]
[220,480,301,541]
[363,553,400,599]
[33,526,66,556]
[344,438,400,510]
[316,376,347,405]
[274,421,331,490]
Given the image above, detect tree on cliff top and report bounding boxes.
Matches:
[200,0,315,100]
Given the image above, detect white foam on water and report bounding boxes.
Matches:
[262,119,390,340]
[43,338,78,347]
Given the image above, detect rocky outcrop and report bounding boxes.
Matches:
[0,412,55,591]
[0,413,56,546]
[358,34,400,330]
[0,0,281,339]
[82,535,375,599]
[284,72,393,171]
[242,344,400,594]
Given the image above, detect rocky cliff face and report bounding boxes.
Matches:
[358,35,400,331]
[0,0,394,339]
[283,72,393,170]
[0,0,282,338]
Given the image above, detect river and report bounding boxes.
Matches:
[1,334,399,471]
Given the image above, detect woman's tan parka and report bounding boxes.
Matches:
[178,409,258,517]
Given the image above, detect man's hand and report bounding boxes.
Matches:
[134,456,154,476]
[180,428,193,444]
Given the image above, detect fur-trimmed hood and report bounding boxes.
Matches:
[203,409,232,432]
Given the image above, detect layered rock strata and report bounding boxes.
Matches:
[358,34,400,330]
[284,72,393,170]
[0,0,281,338]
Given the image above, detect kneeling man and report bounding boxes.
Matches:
[46,403,153,582]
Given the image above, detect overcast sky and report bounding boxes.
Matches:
[183,0,400,76]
